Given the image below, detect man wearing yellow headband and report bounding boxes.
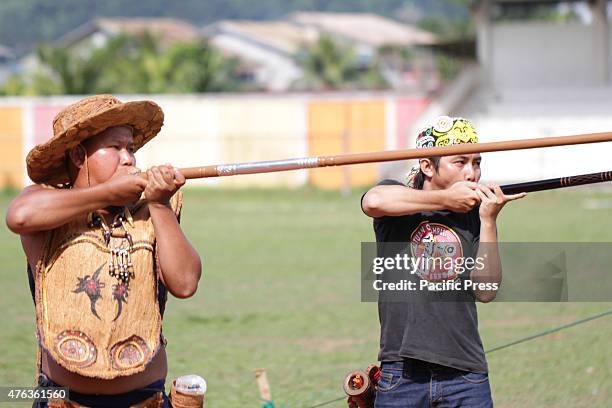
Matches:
[360,116,526,407]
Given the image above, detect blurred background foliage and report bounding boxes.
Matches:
[0,0,469,53]
[2,34,247,95]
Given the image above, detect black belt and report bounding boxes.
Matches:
[384,358,461,378]
[36,373,166,407]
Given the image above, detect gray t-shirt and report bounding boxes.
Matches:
[365,179,488,373]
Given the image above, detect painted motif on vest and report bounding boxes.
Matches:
[72,263,106,320]
[72,262,131,322]
[55,330,97,368]
[112,281,129,322]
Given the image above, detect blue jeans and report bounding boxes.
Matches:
[375,360,493,408]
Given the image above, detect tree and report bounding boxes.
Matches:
[295,34,386,90]
[95,35,245,93]
[163,41,243,93]
[93,33,168,94]
[32,34,135,94]
[7,33,247,95]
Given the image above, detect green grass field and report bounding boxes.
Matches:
[1,187,611,407]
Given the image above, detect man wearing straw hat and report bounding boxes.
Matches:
[6,95,202,407]
[361,116,526,407]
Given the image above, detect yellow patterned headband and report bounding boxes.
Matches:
[407,116,478,188]
[416,116,478,149]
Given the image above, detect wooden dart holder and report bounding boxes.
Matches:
[343,364,380,408]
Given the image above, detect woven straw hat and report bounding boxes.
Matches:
[26,94,164,185]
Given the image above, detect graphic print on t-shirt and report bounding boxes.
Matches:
[410,221,464,282]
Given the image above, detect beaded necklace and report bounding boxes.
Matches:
[87,208,136,289]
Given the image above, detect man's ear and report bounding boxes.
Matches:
[420,159,435,178]
[67,144,87,169]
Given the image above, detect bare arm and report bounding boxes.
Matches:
[5,175,147,235]
[150,202,201,299]
[471,185,527,303]
[361,181,482,218]
[7,184,112,234]
[146,166,201,299]
[472,219,502,303]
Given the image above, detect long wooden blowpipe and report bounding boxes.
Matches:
[175,131,612,179]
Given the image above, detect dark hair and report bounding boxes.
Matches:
[413,157,441,190]
[64,144,87,188]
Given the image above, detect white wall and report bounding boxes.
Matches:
[460,87,612,184]
[490,22,607,89]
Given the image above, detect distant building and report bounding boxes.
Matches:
[288,11,436,54]
[0,45,14,63]
[205,12,437,91]
[59,17,202,54]
[0,44,15,84]
[289,12,438,91]
[472,0,610,89]
[204,20,318,91]
[16,17,204,85]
